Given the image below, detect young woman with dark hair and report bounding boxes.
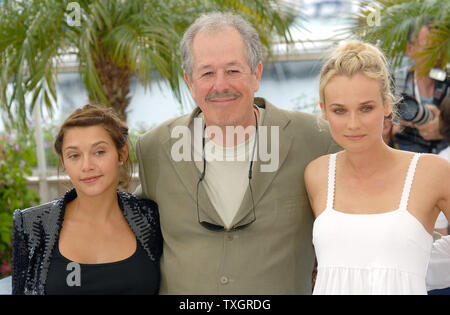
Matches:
[12,104,162,295]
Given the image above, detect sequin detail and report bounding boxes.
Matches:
[12,189,162,295]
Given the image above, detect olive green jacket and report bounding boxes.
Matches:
[135,97,341,294]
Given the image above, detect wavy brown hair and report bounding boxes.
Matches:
[54,104,133,189]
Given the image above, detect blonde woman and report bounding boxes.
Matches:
[305,41,450,295]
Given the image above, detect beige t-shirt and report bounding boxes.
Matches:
[191,107,265,228]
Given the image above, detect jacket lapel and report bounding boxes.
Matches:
[39,190,73,293]
[229,99,293,228]
[162,108,225,226]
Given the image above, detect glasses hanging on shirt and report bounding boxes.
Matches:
[196,111,258,231]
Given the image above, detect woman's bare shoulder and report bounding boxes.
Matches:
[305,154,330,188]
[419,152,450,164]
[418,153,450,185]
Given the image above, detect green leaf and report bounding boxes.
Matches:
[1,0,296,127]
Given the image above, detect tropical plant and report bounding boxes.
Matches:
[349,0,450,76]
[0,130,40,278]
[0,0,298,127]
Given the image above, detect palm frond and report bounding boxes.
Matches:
[348,0,450,74]
[0,0,296,127]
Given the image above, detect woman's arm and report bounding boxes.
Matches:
[140,199,163,259]
[435,156,450,234]
[427,157,450,291]
[304,155,329,219]
[11,209,29,295]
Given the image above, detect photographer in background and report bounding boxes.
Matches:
[392,23,448,154]
[439,93,450,159]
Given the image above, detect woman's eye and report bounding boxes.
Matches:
[67,153,78,159]
[362,106,373,112]
[95,150,105,156]
[334,108,345,114]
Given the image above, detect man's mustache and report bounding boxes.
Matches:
[205,92,242,101]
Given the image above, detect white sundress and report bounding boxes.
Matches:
[313,153,433,295]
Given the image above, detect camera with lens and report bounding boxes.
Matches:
[398,65,449,125]
[398,94,434,125]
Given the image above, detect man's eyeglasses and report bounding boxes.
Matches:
[196,111,258,231]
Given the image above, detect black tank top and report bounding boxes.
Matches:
[46,239,159,295]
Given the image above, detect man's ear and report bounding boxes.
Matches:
[183,72,195,99]
[253,62,263,92]
[319,102,328,121]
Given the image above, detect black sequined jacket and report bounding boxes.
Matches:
[11,188,162,295]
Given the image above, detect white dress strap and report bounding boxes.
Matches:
[398,153,421,211]
[326,153,337,210]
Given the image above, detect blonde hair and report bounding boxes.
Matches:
[319,40,397,117]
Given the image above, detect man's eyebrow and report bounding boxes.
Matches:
[197,61,244,70]
[226,61,243,67]
[197,64,212,71]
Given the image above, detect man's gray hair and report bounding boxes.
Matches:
[180,12,262,80]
